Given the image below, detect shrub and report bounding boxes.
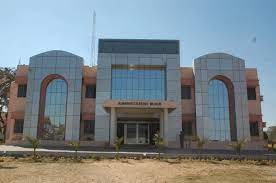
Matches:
[114,137,124,160]
[228,139,247,156]
[68,141,80,162]
[153,132,163,160]
[196,136,208,155]
[25,136,40,160]
[228,139,247,161]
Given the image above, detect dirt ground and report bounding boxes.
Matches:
[0,157,276,183]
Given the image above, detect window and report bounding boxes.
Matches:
[111,65,166,100]
[17,84,27,97]
[182,122,193,136]
[181,86,191,99]
[208,79,231,141]
[42,79,67,140]
[247,88,256,100]
[86,85,96,98]
[250,122,259,136]
[14,119,24,133]
[84,120,95,135]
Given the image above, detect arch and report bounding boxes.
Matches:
[31,50,82,58]
[208,75,237,141]
[37,74,68,140]
[195,52,241,60]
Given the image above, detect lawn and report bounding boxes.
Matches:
[0,157,276,183]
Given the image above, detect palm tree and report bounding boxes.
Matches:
[68,141,80,161]
[25,136,40,159]
[114,137,124,160]
[153,132,163,160]
[0,67,16,142]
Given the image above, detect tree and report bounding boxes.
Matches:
[114,137,124,160]
[0,67,16,142]
[25,136,40,159]
[153,132,163,160]
[267,126,276,151]
[68,141,81,161]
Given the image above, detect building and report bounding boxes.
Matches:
[5,39,265,148]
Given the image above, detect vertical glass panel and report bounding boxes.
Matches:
[126,124,137,144]
[208,79,231,141]
[138,124,149,144]
[42,79,67,140]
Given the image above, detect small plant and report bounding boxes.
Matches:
[196,136,207,154]
[92,155,101,161]
[114,137,124,160]
[228,139,247,161]
[153,132,163,160]
[25,136,40,160]
[68,141,80,161]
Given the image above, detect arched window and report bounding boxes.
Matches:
[41,79,67,140]
[208,79,231,141]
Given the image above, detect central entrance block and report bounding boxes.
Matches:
[102,101,177,146]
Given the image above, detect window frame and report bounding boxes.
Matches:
[250,121,259,136]
[85,85,96,98]
[17,84,27,98]
[83,120,95,135]
[247,87,257,100]
[182,121,193,136]
[181,85,192,99]
[14,119,24,134]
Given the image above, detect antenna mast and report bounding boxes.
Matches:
[90,11,96,66]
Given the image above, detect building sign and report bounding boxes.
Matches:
[102,100,176,109]
[118,101,162,107]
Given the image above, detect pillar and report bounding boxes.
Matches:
[163,108,169,146]
[160,111,164,138]
[110,107,117,145]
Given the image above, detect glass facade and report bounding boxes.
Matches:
[112,65,165,100]
[208,79,231,141]
[42,79,67,140]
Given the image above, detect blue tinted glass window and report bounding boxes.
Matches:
[111,66,165,100]
[208,79,230,141]
[42,79,67,140]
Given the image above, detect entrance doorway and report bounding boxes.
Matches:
[125,123,149,144]
[117,120,159,145]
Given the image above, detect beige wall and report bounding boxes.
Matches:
[81,66,96,118]
[246,68,262,116]
[6,65,28,142]
[180,67,195,115]
[6,80,26,142]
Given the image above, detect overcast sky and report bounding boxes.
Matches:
[0,0,275,127]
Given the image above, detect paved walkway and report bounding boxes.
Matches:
[1,145,275,157]
[0,145,159,155]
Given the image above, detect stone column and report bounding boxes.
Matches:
[110,107,117,145]
[163,108,169,146]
